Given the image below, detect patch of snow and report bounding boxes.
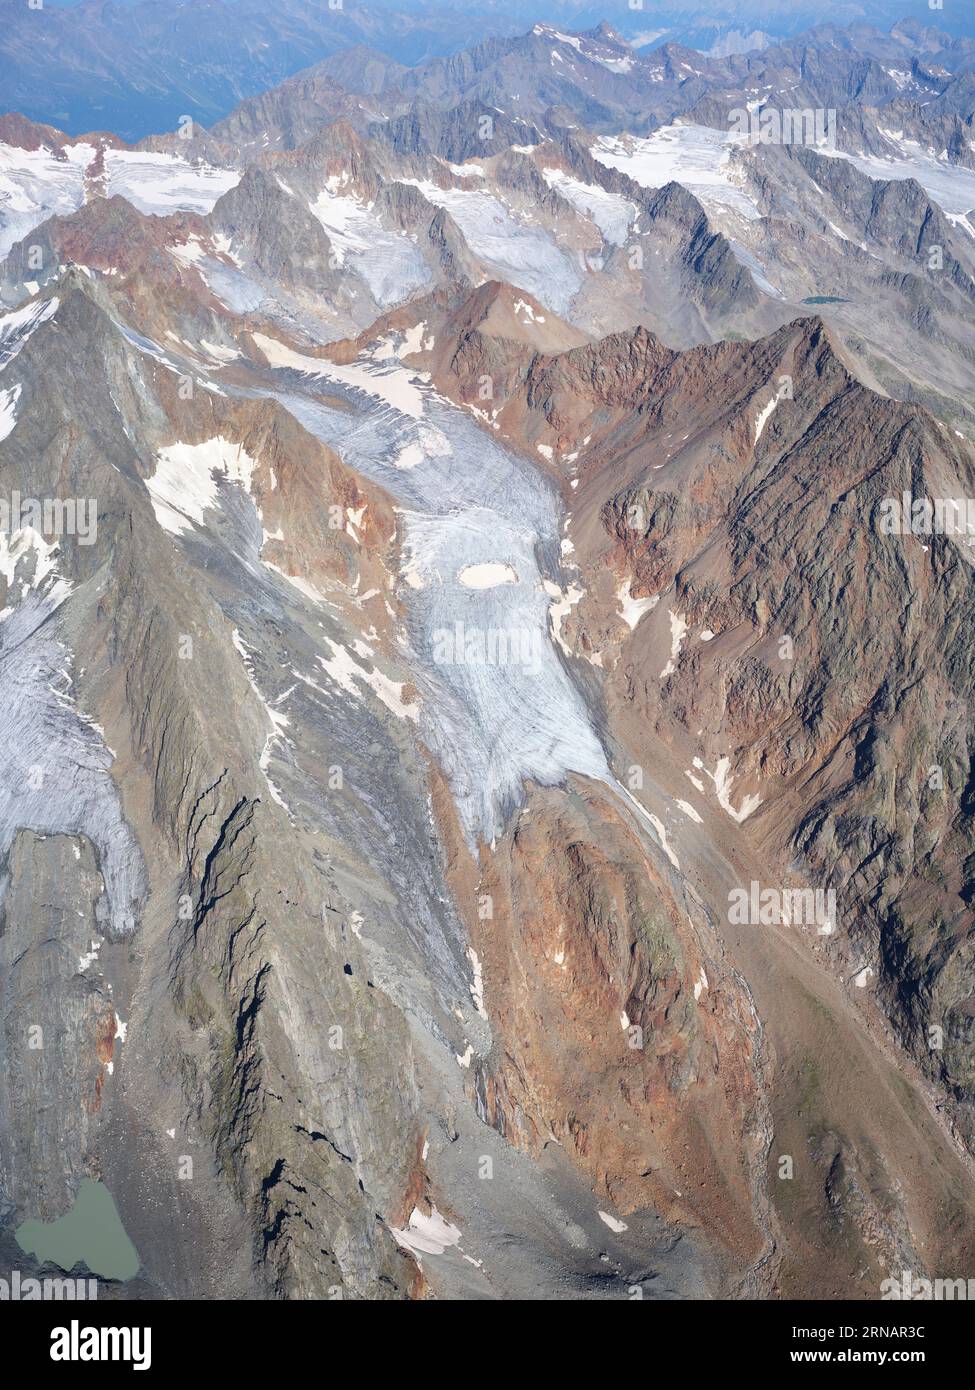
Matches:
[0,296,59,373]
[660,610,688,678]
[598,1211,628,1233]
[211,231,242,266]
[146,437,257,535]
[391,1206,463,1258]
[546,580,585,656]
[393,441,424,470]
[231,626,294,814]
[946,210,975,240]
[78,940,101,973]
[467,946,487,1019]
[263,562,329,604]
[169,236,205,265]
[0,527,64,600]
[541,167,636,245]
[754,394,779,443]
[0,382,21,441]
[693,755,762,823]
[617,578,658,630]
[512,298,545,325]
[317,637,419,722]
[647,812,680,869]
[458,562,518,589]
[199,339,240,363]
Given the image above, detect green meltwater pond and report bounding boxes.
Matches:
[15,1178,140,1281]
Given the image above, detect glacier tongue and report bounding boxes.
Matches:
[261,352,611,843]
[0,586,146,938]
[308,186,432,307]
[0,142,91,260]
[400,180,583,316]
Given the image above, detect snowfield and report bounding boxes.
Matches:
[591,123,761,221]
[541,167,637,246]
[822,140,975,218]
[146,437,258,536]
[102,150,239,214]
[0,141,91,259]
[402,179,583,314]
[309,177,431,306]
[0,382,21,442]
[0,138,239,262]
[0,297,59,371]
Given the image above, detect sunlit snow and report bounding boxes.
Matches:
[309,179,431,306]
[0,382,21,441]
[0,142,91,259]
[592,124,760,221]
[0,297,59,372]
[541,167,637,246]
[821,141,975,218]
[103,150,239,215]
[402,179,583,314]
[146,437,257,535]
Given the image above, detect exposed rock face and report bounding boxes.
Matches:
[378,103,544,164]
[460,311,975,1283]
[0,832,117,1220]
[469,782,770,1284]
[593,319,975,1160]
[210,169,341,294]
[0,278,427,1298]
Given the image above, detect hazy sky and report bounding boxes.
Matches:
[3,0,971,139]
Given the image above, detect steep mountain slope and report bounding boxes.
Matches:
[452,307,975,1164]
[0,110,776,350]
[3,17,975,1304]
[0,0,531,141]
[4,242,975,1298]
